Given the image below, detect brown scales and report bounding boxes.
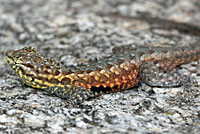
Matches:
[6,47,141,93]
[5,42,200,103]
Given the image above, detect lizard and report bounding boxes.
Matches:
[5,16,200,104]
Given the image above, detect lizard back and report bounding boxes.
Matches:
[5,43,200,93]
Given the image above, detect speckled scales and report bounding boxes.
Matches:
[5,42,200,104]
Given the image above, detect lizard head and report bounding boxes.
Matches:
[5,47,62,87]
[5,46,61,88]
[5,47,38,71]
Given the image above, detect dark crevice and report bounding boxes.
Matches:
[90,85,118,93]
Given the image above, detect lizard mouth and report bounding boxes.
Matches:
[5,51,17,69]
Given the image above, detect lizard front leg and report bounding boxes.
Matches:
[45,85,93,105]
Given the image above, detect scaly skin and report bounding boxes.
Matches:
[5,43,200,104]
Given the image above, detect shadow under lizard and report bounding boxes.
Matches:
[5,17,200,104]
